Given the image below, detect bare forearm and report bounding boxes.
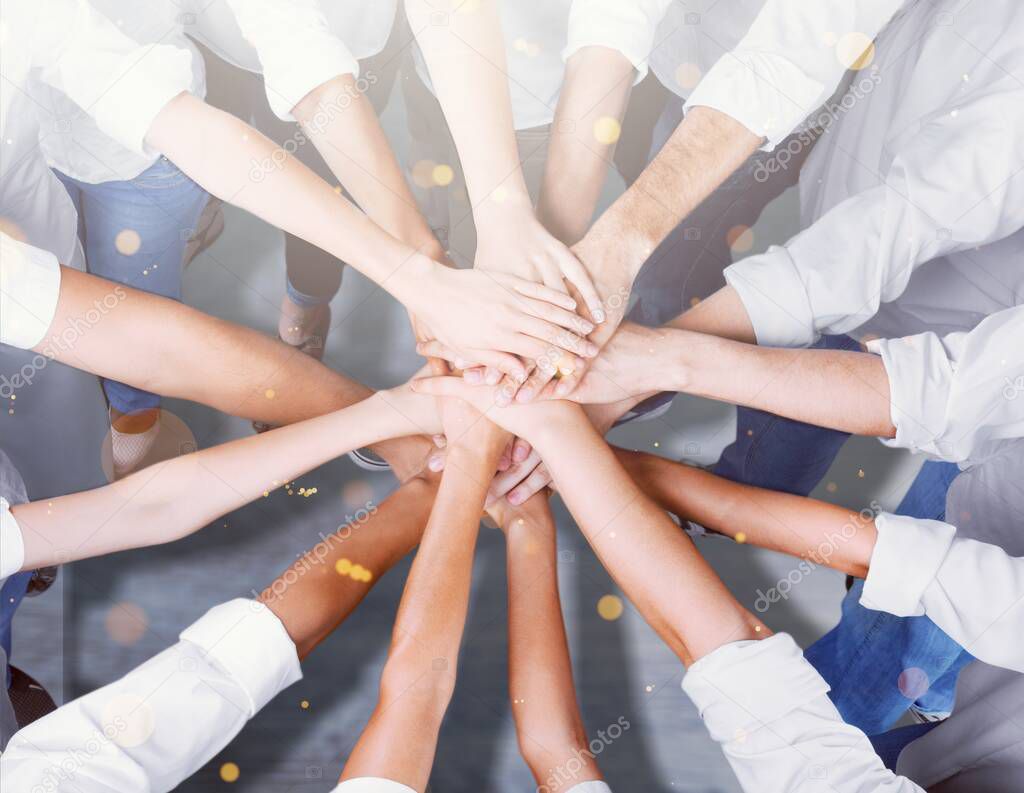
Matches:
[581,106,761,284]
[504,498,600,785]
[529,409,765,664]
[14,393,425,569]
[538,46,635,245]
[295,75,439,254]
[259,477,437,659]
[146,93,433,304]
[657,327,896,436]
[614,449,877,578]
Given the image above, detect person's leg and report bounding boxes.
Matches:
[868,722,939,772]
[804,461,970,732]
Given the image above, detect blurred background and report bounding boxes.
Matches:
[0,39,924,793]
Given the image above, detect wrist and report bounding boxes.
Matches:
[391,254,441,309]
[473,192,533,232]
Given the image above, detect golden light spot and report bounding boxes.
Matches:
[754,625,762,632]
[220,762,240,783]
[115,229,142,256]
[653,441,660,448]
[735,532,747,544]
[689,296,702,308]
[727,225,754,254]
[492,185,509,204]
[335,558,352,576]
[300,700,310,709]
[826,482,838,493]
[102,694,155,747]
[333,185,343,195]
[593,116,622,145]
[597,594,624,621]
[432,164,455,187]
[264,389,275,399]
[513,37,528,52]
[105,602,148,646]
[302,487,318,498]
[746,429,754,437]
[412,159,438,189]
[645,684,654,693]
[836,32,875,70]
[342,480,374,509]
[674,62,702,92]
[857,469,865,479]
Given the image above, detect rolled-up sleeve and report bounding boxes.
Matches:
[685,0,904,149]
[725,76,1024,348]
[683,633,923,793]
[866,307,1024,463]
[0,233,62,350]
[0,599,301,791]
[36,0,195,157]
[563,0,672,83]
[226,0,360,121]
[862,513,1024,673]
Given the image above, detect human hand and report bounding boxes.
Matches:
[408,259,599,383]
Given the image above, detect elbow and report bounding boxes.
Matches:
[377,647,457,720]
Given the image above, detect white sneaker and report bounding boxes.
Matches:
[109,411,161,480]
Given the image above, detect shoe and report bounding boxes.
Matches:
[109,408,161,480]
[183,197,225,268]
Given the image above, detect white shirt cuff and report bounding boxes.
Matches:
[0,497,25,580]
[331,778,418,792]
[683,52,825,150]
[0,233,62,350]
[567,782,614,793]
[866,335,955,458]
[91,45,196,157]
[179,599,302,715]
[860,513,957,618]
[723,246,818,348]
[682,634,829,742]
[262,44,360,122]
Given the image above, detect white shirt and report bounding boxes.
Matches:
[413,1,666,131]
[867,306,1024,466]
[0,497,25,590]
[723,0,1024,345]
[682,510,1024,793]
[0,599,302,791]
[0,0,193,269]
[0,234,63,351]
[42,0,362,184]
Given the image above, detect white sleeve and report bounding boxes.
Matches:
[682,634,924,793]
[33,0,195,157]
[0,233,62,350]
[0,599,301,792]
[861,513,1024,673]
[563,0,672,83]
[0,497,25,580]
[723,70,1024,348]
[685,0,903,149]
[225,0,360,121]
[331,779,418,792]
[865,307,1024,462]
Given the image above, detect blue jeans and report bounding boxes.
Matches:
[806,460,973,733]
[55,157,209,414]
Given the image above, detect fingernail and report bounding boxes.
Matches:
[464,369,482,384]
[580,321,594,334]
[507,491,522,505]
[585,343,600,357]
[593,308,606,323]
[513,445,529,463]
[485,369,502,386]
[516,388,535,404]
[428,455,444,472]
[495,389,512,407]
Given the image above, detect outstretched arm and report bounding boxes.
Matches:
[339,408,507,790]
[7,382,438,572]
[491,496,604,788]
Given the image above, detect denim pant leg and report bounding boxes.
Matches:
[712,334,861,494]
[54,158,209,414]
[804,460,972,733]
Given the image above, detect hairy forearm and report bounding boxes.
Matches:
[504,498,600,785]
[614,449,877,578]
[295,75,439,254]
[13,392,426,569]
[581,106,761,283]
[537,46,635,245]
[658,327,896,437]
[146,93,434,304]
[529,408,765,664]
[259,477,437,659]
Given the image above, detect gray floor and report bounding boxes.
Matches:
[2,109,925,792]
